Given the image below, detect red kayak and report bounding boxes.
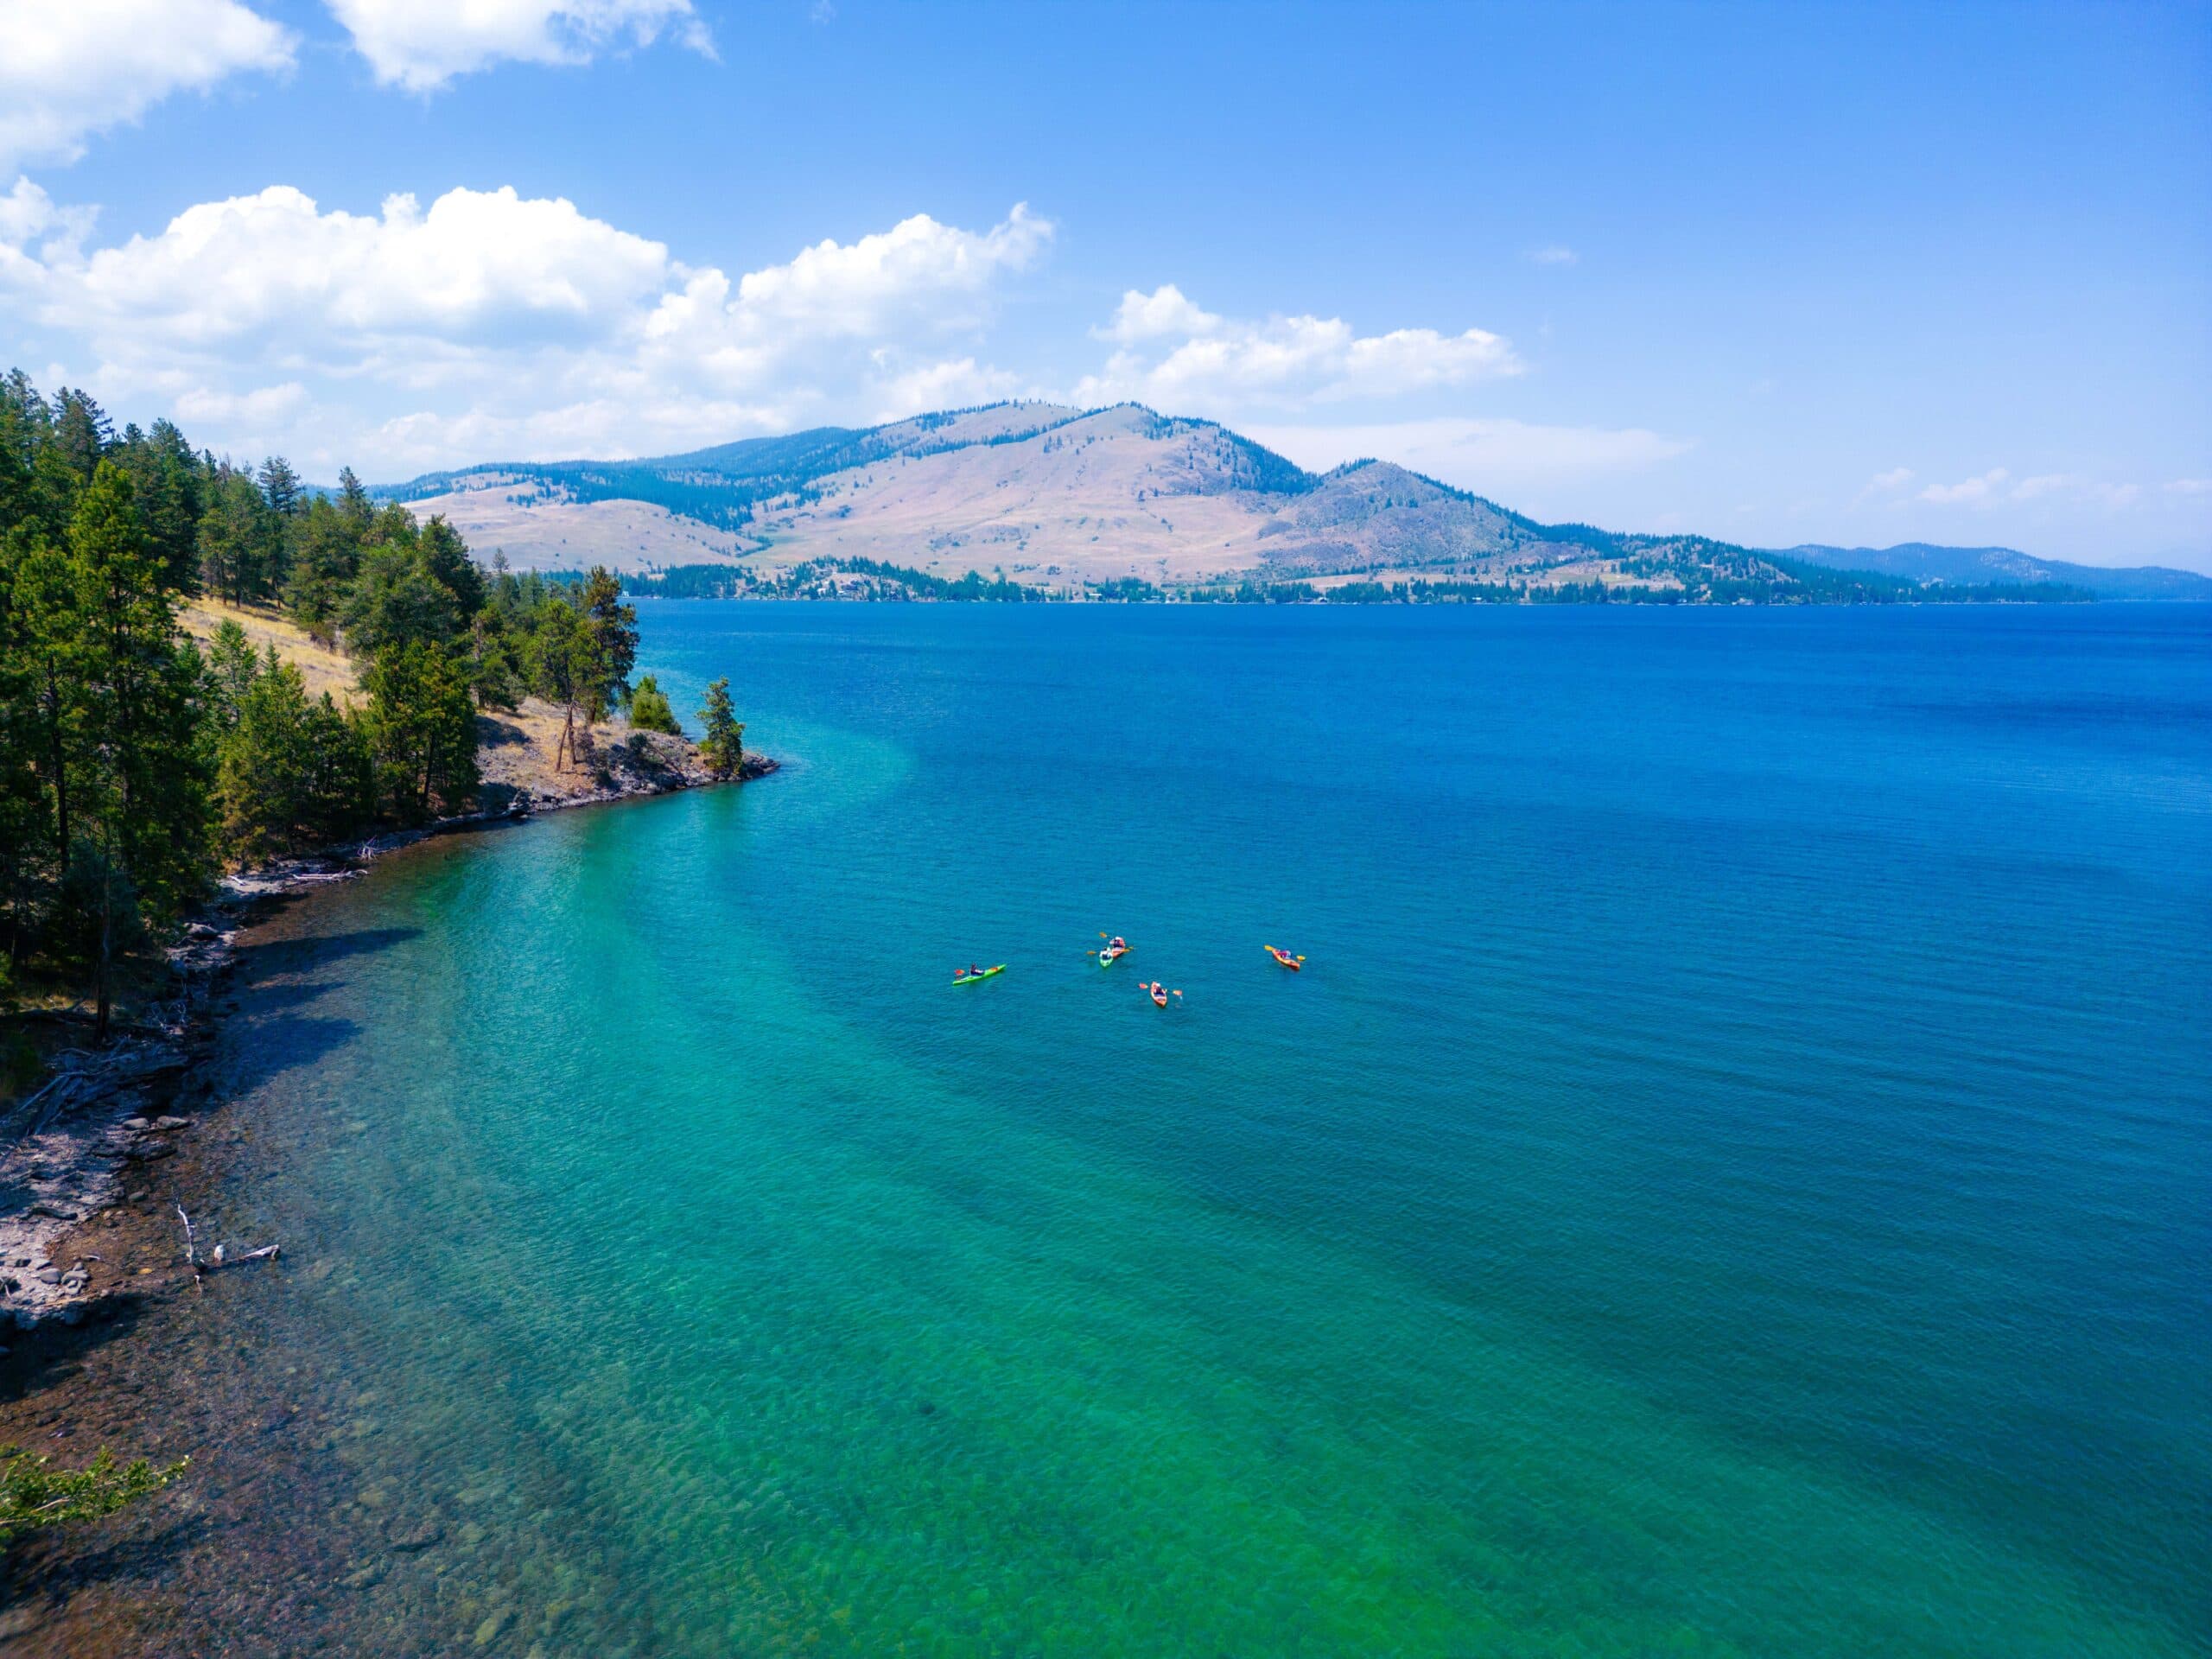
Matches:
[1265,945,1306,970]
[1142,981,1180,1008]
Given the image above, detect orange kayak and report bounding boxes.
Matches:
[1265,945,1306,970]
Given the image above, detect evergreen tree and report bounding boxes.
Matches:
[55,839,144,1040]
[697,677,743,779]
[257,455,304,519]
[341,537,463,656]
[283,495,364,644]
[203,619,260,732]
[578,565,638,720]
[48,389,111,483]
[298,695,377,847]
[418,516,485,620]
[628,674,679,734]
[197,470,275,604]
[362,641,478,823]
[464,607,526,710]
[0,421,54,964]
[114,422,205,592]
[336,466,373,528]
[215,653,314,862]
[523,594,591,771]
[66,462,210,922]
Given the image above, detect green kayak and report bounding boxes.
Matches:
[951,964,1006,985]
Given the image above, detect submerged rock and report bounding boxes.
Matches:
[388,1514,444,1552]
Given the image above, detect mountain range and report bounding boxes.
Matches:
[379,403,2212,601]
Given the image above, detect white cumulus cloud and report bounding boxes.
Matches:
[1919,467,2139,512]
[48,184,673,352]
[1,181,1049,475]
[1096,283,1222,344]
[0,0,294,172]
[325,0,713,92]
[871,356,1026,421]
[1919,467,2010,505]
[1077,285,1520,413]
[719,204,1051,339]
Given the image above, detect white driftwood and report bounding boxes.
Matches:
[177,1205,279,1279]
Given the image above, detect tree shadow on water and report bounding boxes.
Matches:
[213,1014,364,1099]
[232,926,423,986]
[0,1516,210,1633]
[0,1291,160,1409]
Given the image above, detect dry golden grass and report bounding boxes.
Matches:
[178,598,701,810]
[475,698,681,808]
[181,598,360,707]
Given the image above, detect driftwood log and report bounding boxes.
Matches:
[176,1205,279,1288]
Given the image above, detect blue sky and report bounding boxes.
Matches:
[3,1,2207,569]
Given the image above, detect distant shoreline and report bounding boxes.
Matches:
[573,561,2120,607]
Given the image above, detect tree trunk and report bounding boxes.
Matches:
[43,665,69,871]
[93,866,112,1044]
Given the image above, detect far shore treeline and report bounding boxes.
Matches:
[603,557,2098,606]
[0,373,735,1039]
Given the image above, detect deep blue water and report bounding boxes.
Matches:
[229,601,2209,1655]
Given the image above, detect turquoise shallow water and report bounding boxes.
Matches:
[221,603,2208,1655]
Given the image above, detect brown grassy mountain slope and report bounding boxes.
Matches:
[391,404,1591,587]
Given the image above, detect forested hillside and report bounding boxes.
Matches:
[0,372,730,1037]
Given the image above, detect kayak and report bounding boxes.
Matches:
[1098,943,1129,966]
[1143,981,1179,1007]
[1265,945,1306,970]
[951,964,1007,985]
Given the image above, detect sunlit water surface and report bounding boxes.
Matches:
[217,603,2209,1656]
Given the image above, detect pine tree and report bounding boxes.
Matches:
[336,466,372,528]
[216,652,315,863]
[341,537,462,656]
[577,566,637,721]
[66,462,210,923]
[418,516,484,620]
[204,619,260,732]
[197,470,275,605]
[363,641,478,823]
[283,496,364,644]
[523,595,590,771]
[628,674,680,734]
[697,677,743,779]
[49,389,112,482]
[257,455,304,519]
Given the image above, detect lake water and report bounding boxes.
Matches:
[212,602,2209,1656]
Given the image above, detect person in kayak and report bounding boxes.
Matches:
[965,963,980,977]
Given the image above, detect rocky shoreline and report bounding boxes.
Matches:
[0,751,779,1649]
[1,750,777,1341]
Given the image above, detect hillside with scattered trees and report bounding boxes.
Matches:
[0,372,753,1037]
[386,401,2197,600]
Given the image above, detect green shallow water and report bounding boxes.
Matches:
[211,603,2209,1656]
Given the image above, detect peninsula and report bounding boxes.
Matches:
[0,371,771,1350]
